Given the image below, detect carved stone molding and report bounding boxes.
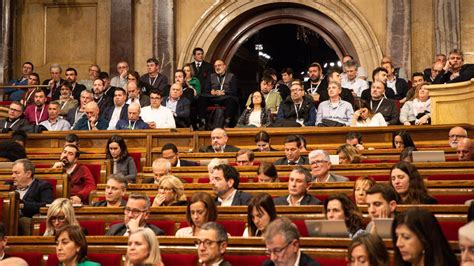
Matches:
[435,0,460,55]
[386,0,411,75]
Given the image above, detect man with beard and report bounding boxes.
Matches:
[210,164,252,206]
[361,67,395,102]
[448,126,468,148]
[52,144,96,204]
[79,64,101,91]
[303,62,327,103]
[64,68,86,101]
[275,80,316,127]
[199,128,240,153]
[366,81,399,125]
[0,102,29,132]
[21,73,41,106]
[92,78,113,112]
[24,89,48,125]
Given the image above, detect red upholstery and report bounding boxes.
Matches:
[439,221,464,241]
[179,221,189,228]
[180,177,194,183]
[46,254,60,266]
[162,254,198,265]
[39,220,105,236]
[427,173,474,180]
[9,252,43,266]
[346,175,360,181]
[34,164,51,168]
[147,220,177,235]
[315,194,329,203]
[198,177,210,183]
[0,101,13,107]
[128,152,141,171]
[361,159,382,163]
[280,176,289,182]
[316,257,348,266]
[42,179,58,198]
[291,220,309,237]
[433,194,473,204]
[224,255,267,266]
[46,253,113,266]
[82,164,101,185]
[218,220,246,236]
[368,175,389,181]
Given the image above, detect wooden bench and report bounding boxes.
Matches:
[0,190,19,235]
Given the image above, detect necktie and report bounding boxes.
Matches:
[197,62,201,71]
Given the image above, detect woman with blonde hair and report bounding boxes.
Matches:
[44,198,80,236]
[336,144,362,164]
[353,176,376,205]
[126,227,163,266]
[152,175,187,206]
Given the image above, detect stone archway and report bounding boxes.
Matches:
[178,0,383,74]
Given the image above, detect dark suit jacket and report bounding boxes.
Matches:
[129,95,151,108]
[199,145,240,153]
[262,252,320,266]
[71,83,87,102]
[192,61,214,90]
[273,193,322,205]
[105,223,165,236]
[115,118,149,130]
[92,198,127,207]
[101,104,129,129]
[274,156,309,166]
[433,64,474,84]
[361,83,395,102]
[215,190,252,206]
[95,94,113,114]
[42,78,66,99]
[162,96,191,127]
[72,116,109,130]
[18,179,54,217]
[179,159,199,166]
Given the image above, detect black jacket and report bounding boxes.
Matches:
[368,98,399,125]
[178,159,200,166]
[101,104,129,129]
[274,156,309,166]
[92,198,127,207]
[433,64,474,84]
[262,252,320,266]
[214,190,252,206]
[8,179,54,218]
[273,193,322,206]
[191,61,214,90]
[199,145,240,153]
[276,95,316,126]
[105,223,165,236]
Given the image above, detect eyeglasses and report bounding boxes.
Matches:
[194,239,222,248]
[265,242,291,257]
[310,160,328,166]
[449,134,466,139]
[50,216,66,222]
[124,207,147,216]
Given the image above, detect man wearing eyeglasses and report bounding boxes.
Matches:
[309,150,348,182]
[196,222,231,266]
[263,218,320,266]
[0,102,29,132]
[106,193,164,236]
[448,126,468,148]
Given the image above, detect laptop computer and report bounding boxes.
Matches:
[372,218,394,239]
[305,220,348,237]
[412,151,446,163]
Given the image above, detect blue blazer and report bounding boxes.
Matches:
[115,118,149,130]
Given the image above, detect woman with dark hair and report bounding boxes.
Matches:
[351,99,387,127]
[183,63,201,95]
[256,162,278,182]
[237,90,272,127]
[392,207,458,266]
[390,161,437,204]
[175,192,217,237]
[323,194,365,237]
[392,131,416,149]
[55,225,99,265]
[348,233,389,266]
[243,193,277,236]
[106,135,137,182]
[254,130,277,151]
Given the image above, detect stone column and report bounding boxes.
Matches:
[386,0,411,75]
[110,0,134,76]
[434,0,460,55]
[1,0,15,84]
[152,0,174,79]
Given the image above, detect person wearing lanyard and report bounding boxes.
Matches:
[303,62,327,103]
[0,102,29,132]
[39,101,71,131]
[23,89,48,125]
[275,80,316,127]
[139,57,169,93]
[245,74,282,114]
[72,101,108,130]
[115,102,150,130]
[368,81,399,125]
[316,81,354,126]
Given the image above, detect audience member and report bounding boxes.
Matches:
[275,80,316,127]
[24,89,48,125]
[127,71,153,95]
[341,60,369,97]
[176,192,217,237]
[448,126,468,148]
[457,138,473,161]
[195,222,231,266]
[406,72,425,101]
[39,101,71,131]
[254,130,277,151]
[392,207,458,266]
[382,61,408,101]
[99,71,116,99]
[235,149,255,166]
[161,143,199,167]
[11,159,53,235]
[303,62,327,103]
[390,161,437,204]
[243,193,277,237]
[424,61,444,83]
[106,193,165,236]
[279,67,294,88]
[341,54,368,80]
[21,72,40,106]
[152,175,187,206]
[296,135,308,152]
[174,69,197,103]
[55,225,100,266]
[191,47,214,92]
[126,228,163,266]
[66,90,93,129]
[0,223,8,261]
[351,99,387,127]
[64,68,86,101]
[160,83,189,128]
[42,64,64,99]
[400,82,431,125]
[126,81,150,108]
[183,63,201,94]
[262,217,320,266]
[274,135,309,165]
[73,101,108,130]
[106,135,137,181]
[143,158,171,184]
[257,162,279,182]
[309,150,349,182]
[57,82,78,117]
[345,132,365,151]
[274,167,321,206]
[0,102,29,132]
[211,164,252,206]
[365,80,399,125]
[116,102,150,130]
[347,233,389,266]
[92,174,127,207]
[269,68,290,100]
[79,64,100,91]
[433,49,474,84]
[353,177,375,206]
[102,87,128,130]
[238,90,272,127]
[365,184,398,235]
[323,194,364,237]
[336,144,362,164]
[318,68,355,105]
[92,78,112,111]
[52,144,96,204]
[392,131,416,149]
[44,198,81,236]
[400,146,417,162]
[139,58,169,94]
[110,61,129,88]
[458,221,474,265]
[316,81,354,126]
[245,74,282,114]
[5,62,34,101]
[64,133,80,146]
[199,128,240,153]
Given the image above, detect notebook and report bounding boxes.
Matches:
[305,220,348,237]
[412,151,445,162]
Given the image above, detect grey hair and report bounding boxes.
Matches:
[152,158,171,172]
[207,158,227,172]
[49,63,62,72]
[13,158,35,178]
[80,89,93,97]
[212,128,227,138]
[459,220,474,243]
[128,193,151,209]
[291,166,312,183]
[308,149,330,161]
[264,217,300,243]
[201,222,228,243]
[343,59,358,69]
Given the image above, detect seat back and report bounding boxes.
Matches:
[224,255,267,266]
[162,253,198,265]
[218,220,246,236]
[9,252,43,266]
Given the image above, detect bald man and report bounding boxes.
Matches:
[72,101,108,130]
[448,126,468,148]
[199,128,240,153]
[457,138,473,161]
[116,102,149,130]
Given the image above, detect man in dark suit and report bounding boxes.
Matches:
[309,150,349,183]
[115,103,149,130]
[64,67,87,101]
[42,64,65,99]
[274,135,309,165]
[196,222,231,266]
[161,143,199,167]
[11,159,53,235]
[433,49,474,84]
[126,81,150,108]
[211,164,252,206]
[199,128,240,153]
[262,218,320,266]
[365,80,399,125]
[101,87,129,130]
[92,174,127,207]
[274,167,321,206]
[191,47,214,91]
[72,101,108,130]
[92,78,113,113]
[106,193,164,236]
